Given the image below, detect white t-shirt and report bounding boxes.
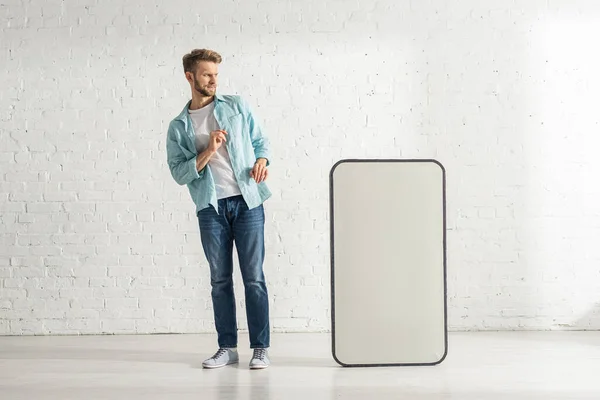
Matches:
[189,101,241,200]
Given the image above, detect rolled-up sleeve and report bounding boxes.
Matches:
[166,123,203,185]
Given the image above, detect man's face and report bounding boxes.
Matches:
[189,61,218,97]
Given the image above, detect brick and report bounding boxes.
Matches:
[70,298,104,310]
[10,320,43,335]
[141,265,179,277]
[59,288,95,299]
[59,245,96,256]
[0,320,9,334]
[96,245,130,256]
[93,288,127,298]
[0,288,27,299]
[44,257,81,268]
[108,266,142,277]
[272,318,310,331]
[100,319,136,332]
[0,202,26,212]
[135,319,171,334]
[139,298,172,309]
[106,298,138,309]
[89,277,116,287]
[25,203,61,213]
[67,318,102,332]
[5,172,40,182]
[80,255,118,268]
[26,289,60,299]
[42,319,70,334]
[43,192,78,202]
[12,267,46,278]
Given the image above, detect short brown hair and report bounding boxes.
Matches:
[182,49,222,73]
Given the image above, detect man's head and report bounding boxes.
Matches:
[182,49,222,97]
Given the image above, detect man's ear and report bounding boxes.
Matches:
[185,71,193,84]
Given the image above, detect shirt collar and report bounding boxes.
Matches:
[175,94,224,123]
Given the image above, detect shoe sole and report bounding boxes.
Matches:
[202,361,239,369]
[249,364,269,370]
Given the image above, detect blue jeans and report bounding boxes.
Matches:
[197,195,270,349]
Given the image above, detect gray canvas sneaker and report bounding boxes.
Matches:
[249,348,270,369]
[202,348,239,369]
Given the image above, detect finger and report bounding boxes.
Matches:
[262,169,268,181]
[255,166,264,183]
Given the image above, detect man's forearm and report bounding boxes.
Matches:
[196,149,215,172]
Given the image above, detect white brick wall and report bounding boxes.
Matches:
[1,0,600,335]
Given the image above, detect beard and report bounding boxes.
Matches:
[193,76,216,97]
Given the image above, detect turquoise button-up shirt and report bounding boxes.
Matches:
[166,94,272,214]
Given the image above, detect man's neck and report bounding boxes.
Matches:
[189,95,215,111]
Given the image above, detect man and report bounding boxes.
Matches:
[166,49,272,369]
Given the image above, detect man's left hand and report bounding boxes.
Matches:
[250,158,268,183]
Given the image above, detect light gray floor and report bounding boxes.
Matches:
[0,332,599,399]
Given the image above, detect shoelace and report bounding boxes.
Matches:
[253,348,267,360]
[210,348,228,360]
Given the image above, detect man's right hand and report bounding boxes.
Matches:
[208,130,227,153]
[196,130,227,173]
